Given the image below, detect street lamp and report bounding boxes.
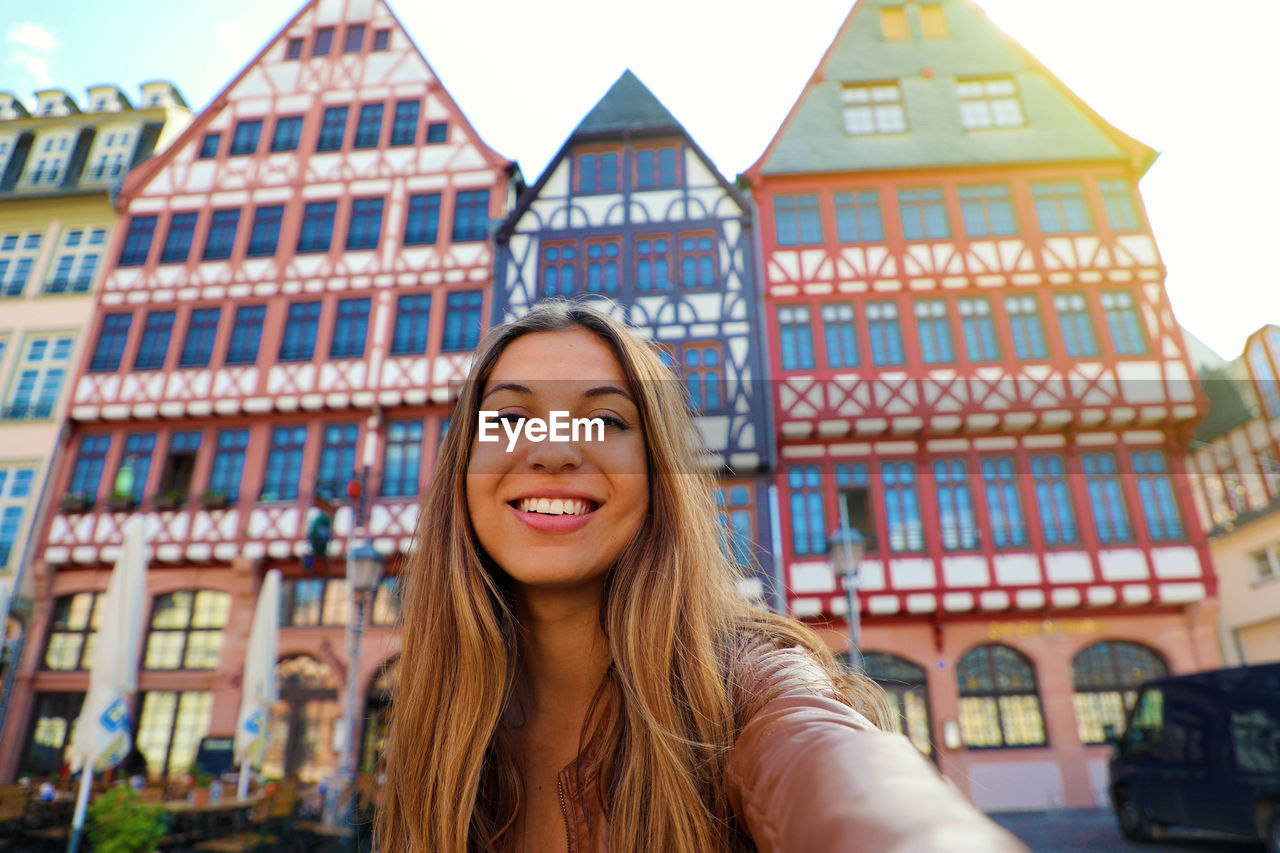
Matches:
[332,539,383,825]
[828,525,865,675]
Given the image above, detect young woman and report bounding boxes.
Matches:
[378,302,1025,852]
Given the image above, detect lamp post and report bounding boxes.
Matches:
[829,524,865,675]
[332,540,383,826]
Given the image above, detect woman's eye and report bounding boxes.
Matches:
[596,414,630,431]
[496,412,524,424]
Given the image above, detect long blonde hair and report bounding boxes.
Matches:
[378,301,889,851]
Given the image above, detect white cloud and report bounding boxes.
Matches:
[7,22,58,53]
[11,51,52,88]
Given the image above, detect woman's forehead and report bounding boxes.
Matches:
[486,328,630,387]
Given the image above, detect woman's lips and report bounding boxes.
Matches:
[507,502,597,533]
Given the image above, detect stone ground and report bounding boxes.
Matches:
[988,808,1264,853]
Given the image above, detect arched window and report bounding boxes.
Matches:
[956,644,1046,748]
[143,590,231,670]
[261,655,341,784]
[1071,640,1167,744]
[42,592,102,670]
[863,652,932,756]
[361,657,399,774]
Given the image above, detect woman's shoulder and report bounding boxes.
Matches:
[726,631,876,731]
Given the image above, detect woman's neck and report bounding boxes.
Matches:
[515,581,613,722]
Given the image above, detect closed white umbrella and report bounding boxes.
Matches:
[235,569,281,799]
[67,517,148,853]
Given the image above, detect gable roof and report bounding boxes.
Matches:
[746,0,1156,179]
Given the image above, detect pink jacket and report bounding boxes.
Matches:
[556,639,1029,852]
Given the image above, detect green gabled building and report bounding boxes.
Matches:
[743,0,1216,811]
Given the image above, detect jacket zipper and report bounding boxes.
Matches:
[557,776,570,853]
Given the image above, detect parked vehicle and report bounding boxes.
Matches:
[1108,662,1280,851]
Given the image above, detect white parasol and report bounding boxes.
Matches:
[235,569,280,798]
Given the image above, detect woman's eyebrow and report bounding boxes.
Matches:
[480,381,532,402]
[582,384,634,404]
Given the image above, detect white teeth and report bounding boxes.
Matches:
[517,497,594,516]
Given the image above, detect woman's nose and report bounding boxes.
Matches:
[524,433,584,473]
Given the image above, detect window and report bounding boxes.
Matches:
[585,239,621,295]
[677,233,717,289]
[425,122,448,144]
[297,201,337,253]
[1072,642,1166,744]
[4,334,73,419]
[774,194,822,246]
[346,198,384,250]
[316,106,348,151]
[1232,707,1280,774]
[777,306,815,370]
[442,290,483,351]
[1054,293,1099,357]
[883,460,925,552]
[842,83,907,135]
[197,133,220,159]
[577,151,619,193]
[681,343,723,412]
[1031,181,1092,233]
[229,120,262,156]
[382,421,423,498]
[312,27,333,56]
[1082,451,1132,543]
[1101,290,1147,355]
[539,242,578,297]
[19,693,84,776]
[715,484,756,568]
[1131,450,1184,541]
[634,237,668,293]
[879,7,909,40]
[270,116,303,152]
[177,308,219,368]
[117,215,157,266]
[281,580,350,628]
[316,423,358,499]
[919,4,949,38]
[0,230,41,297]
[915,299,955,364]
[1248,340,1280,420]
[90,313,132,372]
[285,37,303,60]
[353,103,383,148]
[635,146,678,189]
[788,465,826,556]
[1253,544,1280,583]
[1004,295,1048,360]
[390,101,419,146]
[343,24,365,53]
[157,430,200,499]
[391,294,431,355]
[957,78,1025,129]
[136,691,213,777]
[226,305,265,365]
[834,190,884,242]
[372,29,390,50]
[451,190,490,242]
[1031,454,1078,545]
[0,464,35,568]
[201,209,240,260]
[867,301,905,366]
[43,227,105,293]
[43,593,103,670]
[957,297,999,361]
[1100,179,1140,232]
[977,456,1027,547]
[863,654,934,757]
[280,301,322,361]
[132,311,174,370]
[143,591,231,670]
[898,188,949,240]
[957,645,1046,748]
[959,184,1016,237]
[934,459,978,550]
[246,205,283,257]
[835,463,878,554]
[403,193,441,245]
[330,297,370,358]
[262,425,308,501]
[68,435,111,500]
[107,433,154,506]
[208,428,249,501]
[160,212,198,264]
[822,304,859,368]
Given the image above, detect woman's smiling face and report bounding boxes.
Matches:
[466,327,650,592]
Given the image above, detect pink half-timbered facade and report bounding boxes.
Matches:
[3,0,514,783]
[745,0,1218,811]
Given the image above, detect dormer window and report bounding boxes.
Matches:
[957,77,1025,129]
[842,83,907,135]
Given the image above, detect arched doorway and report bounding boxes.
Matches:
[260,655,341,783]
[1071,640,1167,744]
[360,657,398,775]
[863,652,933,757]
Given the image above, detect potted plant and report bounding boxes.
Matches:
[187,764,213,806]
[87,784,168,853]
[60,492,93,513]
[153,489,186,511]
[199,489,232,510]
[106,491,137,512]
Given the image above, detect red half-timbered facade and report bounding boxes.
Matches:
[745,0,1218,811]
[2,0,514,783]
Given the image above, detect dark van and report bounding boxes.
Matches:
[1108,662,1280,851]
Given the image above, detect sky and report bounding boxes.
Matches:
[5,0,1278,361]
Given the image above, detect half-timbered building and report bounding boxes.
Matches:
[1,0,515,784]
[743,0,1217,809]
[494,71,778,608]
